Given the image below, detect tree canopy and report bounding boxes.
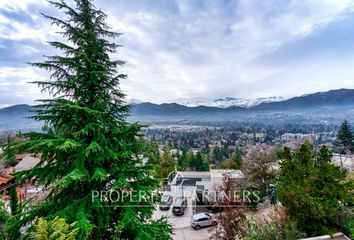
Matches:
[334,119,354,154]
[4,0,171,239]
[278,142,353,236]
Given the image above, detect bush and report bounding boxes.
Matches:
[340,215,354,239]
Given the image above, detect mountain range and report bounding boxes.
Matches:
[130,88,354,116]
[181,96,285,108]
[1,88,354,130]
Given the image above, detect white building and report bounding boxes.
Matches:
[170,169,245,202]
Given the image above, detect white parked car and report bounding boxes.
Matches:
[191,212,218,230]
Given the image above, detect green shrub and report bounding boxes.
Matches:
[341,215,354,239]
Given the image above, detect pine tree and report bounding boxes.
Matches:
[278,143,352,236]
[334,120,354,154]
[177,148,189,170]
[334,119,354,170]
[5,1,171,239]
[212,147,224,163]
[230,148,242,169]
[146,142,159,165]
[190,152,209,171]
[158,146,175,179]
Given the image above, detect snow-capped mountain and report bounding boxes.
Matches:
[182,96,285,108]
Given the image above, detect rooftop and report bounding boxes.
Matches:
[15,155,40,172]
[176,171,211,179]
[15,154,27,161]
[0,173,14,185]
[0,172,15,192]
[210,169,245,179]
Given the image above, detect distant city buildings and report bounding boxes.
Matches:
[332,153,354,172]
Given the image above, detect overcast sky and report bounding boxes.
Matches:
[1,0,354,107]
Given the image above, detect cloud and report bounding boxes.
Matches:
[1,0,354,106]
[0,67,48,107]
[256,12,354,65]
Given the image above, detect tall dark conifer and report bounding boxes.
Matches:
[334,120,354,154]
[5,1,171,239]
[334,119,354,170]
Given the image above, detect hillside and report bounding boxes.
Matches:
[1,89,354,129]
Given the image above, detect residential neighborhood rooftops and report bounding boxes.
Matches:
[332,154,354,171]
[15,154,27,161]
[0,173,14,185]
[0,172,15,192]
[15,155,40,172]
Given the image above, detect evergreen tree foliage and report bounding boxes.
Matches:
[278,143,353,236]
[2,148,17,167]
[334,120,354,154]
[212,147,224,163]
[7,186,18,216]
[189,152,209,171]
[176,148,190,171]
[233,148,242,169]
[4,1,171,239]
[145,142,159,165]
[157,146,175,179]
[29,217,79,240]
[219,148,243,170]
[0,200,10,239]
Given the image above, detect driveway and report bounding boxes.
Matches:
[153,186,213,240]
[152,197,193,229]
[153,188,275,240]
